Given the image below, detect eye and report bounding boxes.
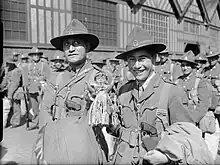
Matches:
[73,41,80,46]
[139,57,147,62]
[128,57,135,62]
[63,40,70,47]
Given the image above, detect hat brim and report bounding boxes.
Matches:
[50,34,99,52]
[195,59,207,63]
[206,53,220,58]
[28,52,43,56]
[115,43,166,60]
[51,59,65,62]
[177,59,198,66]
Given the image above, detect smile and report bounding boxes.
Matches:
[68,54,78,57]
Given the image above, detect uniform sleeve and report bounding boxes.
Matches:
[8,68,22,99]
[0,74,8,90]
[168,85,194,124]
[192,79,211,122]
[43,62,51,81]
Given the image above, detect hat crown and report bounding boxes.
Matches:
[30,46,42,54]
[181,50,196,62]
[63,19,88,36]
[126,27,154,51]
[12,51,20,56]
[195,53,207,61]
[21,53,29,59]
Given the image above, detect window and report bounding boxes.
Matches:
[0,0,27,41]
[72,0,117,47]
[210,28,219,38]
[183,20,200,34]
[142,10,168,44]
[30,0,72,44]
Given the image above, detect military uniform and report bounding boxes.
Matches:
[1,61,16,128]
[177,72,211,123]
[27,50,50,129]
[7,66,24,127]
[155,58,182,82]
[204,61,220,119]
[52,61,97,121]
[108,27,215,164]
[110,73,194,164]
[32,19,108,165]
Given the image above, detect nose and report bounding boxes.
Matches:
[69,45,76,53]
[133,60,141,69]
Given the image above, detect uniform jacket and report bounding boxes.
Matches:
[155,59,182,81]
[177,71,211,123]
[27,60,50,94]
[113,73,194,164]
[204,62,220,109]
[51,61,99,120]
[204,62,220,80]
[7,67,23,100]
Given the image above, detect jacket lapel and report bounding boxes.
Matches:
[139,74,161,103]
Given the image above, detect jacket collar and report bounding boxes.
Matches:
[131,73,161,103]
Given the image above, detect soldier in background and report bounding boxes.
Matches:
[195,52,208,78]
[176,51,212,128]
[26,46,50,130]
[156,51,182,82]
[1,56,18,128]
[39,50,66,127]
[6,55,25,128]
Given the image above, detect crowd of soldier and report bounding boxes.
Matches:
[1,18,220,164]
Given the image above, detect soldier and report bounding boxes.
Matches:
[195,52,208,78]
[26,46,50,130]
[156,51,182,82]
[204,51,220,116]
[32,19,110,164]
[106,27,213,164]
[1,56,18,128]
[20,53,29,65]
[6,56,25,128]
[39,50,66,127]
[176,51,212,130]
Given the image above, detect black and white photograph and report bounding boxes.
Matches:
[1,0,220,164]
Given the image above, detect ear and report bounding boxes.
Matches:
[151,54,157,65]
[85,42,91,53]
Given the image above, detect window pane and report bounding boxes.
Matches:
[1,0,27,41]
[142,10,168,44]
[71,0,117,47]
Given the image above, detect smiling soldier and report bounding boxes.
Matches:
[106,27,214,165]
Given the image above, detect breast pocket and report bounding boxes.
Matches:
[140,103,158,127]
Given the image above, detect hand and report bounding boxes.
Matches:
[143,150,169,165]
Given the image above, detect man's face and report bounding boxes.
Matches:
[208,56,219,66]
[63,38,88,65]
[181,62,193,75]
[21,58,28,63]
[127,49,155,83]
[32,54,40,62]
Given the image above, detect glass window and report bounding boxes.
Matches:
[0,0,27,41]
[142,10,168,44]
[72,0,117,47]
[183,20,200,34]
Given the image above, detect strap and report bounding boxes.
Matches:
[194,77,201,90]
[56,67,93,95]
[155,82,172,135]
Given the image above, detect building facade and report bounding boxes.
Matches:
[1,0,220,60]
